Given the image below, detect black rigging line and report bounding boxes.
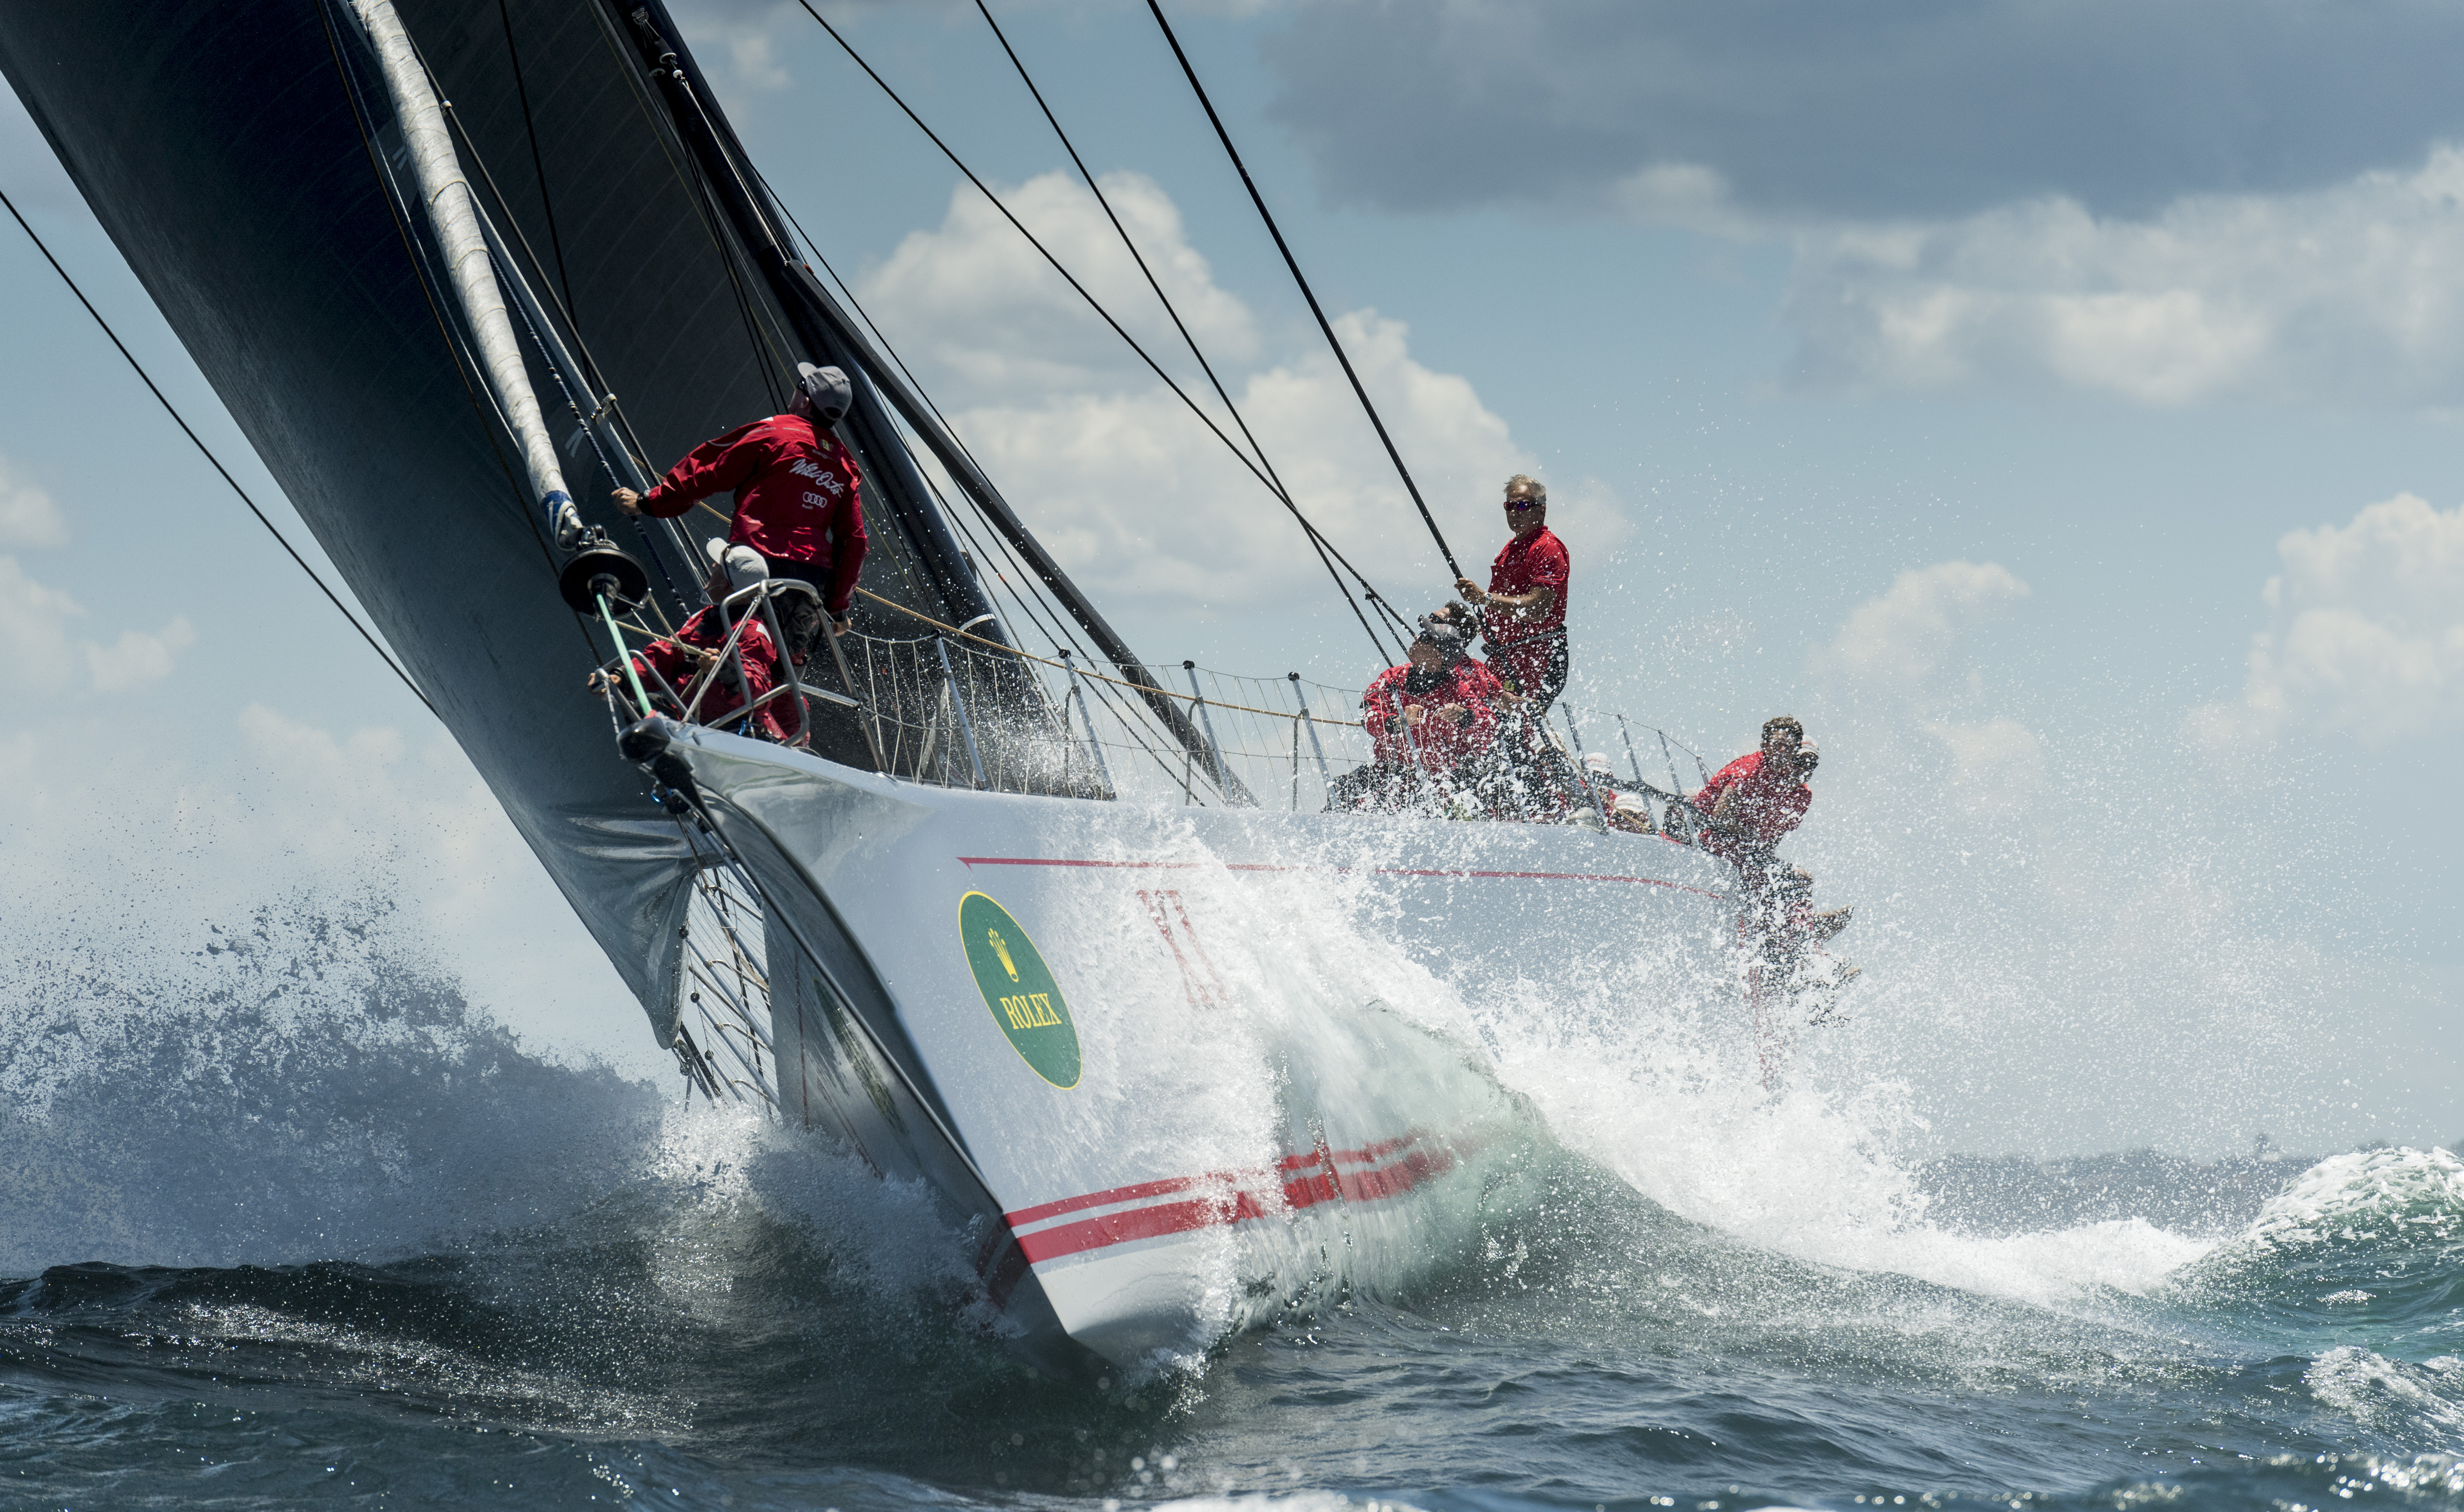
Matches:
[969,0,1399,665]
[1142,0,1464,584]
[735,158,997,499]
[496,0,578,328]
[402,35,693,618]
[739,144,1396,675]
[685,152,792,413]
[788,0,1414,645]
[0,185,437,719]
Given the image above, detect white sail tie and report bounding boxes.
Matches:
[349,0,582,548]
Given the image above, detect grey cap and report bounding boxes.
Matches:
[704,536,770,594]
[795,362,852,424]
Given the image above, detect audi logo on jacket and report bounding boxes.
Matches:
[639,412,869,615]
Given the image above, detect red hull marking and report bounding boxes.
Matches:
[958,854,1723,899]
[1016,1190,1274,1262]
[1005,1172,1226,1230]
[960,857,1209,870]
[1005,1130,1473,1263]
[1138,888,1225,1006]
[1003,1132,1430,1229]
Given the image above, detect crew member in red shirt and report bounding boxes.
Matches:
[1455,474,1570,712]
[1689,716,1814,874]
[1363,617,1503,774]
[614,362,867,636]
[590,540,794,743]
[1328,617,1503,810]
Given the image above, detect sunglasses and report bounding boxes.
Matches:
[1505,501,1544,513]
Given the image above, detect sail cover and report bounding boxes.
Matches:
[0,0,989,1027]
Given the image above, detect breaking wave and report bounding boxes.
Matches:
[5,886,2461,1508]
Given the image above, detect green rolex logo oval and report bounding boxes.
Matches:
[959,891,1080,1089]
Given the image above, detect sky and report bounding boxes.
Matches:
[3,0,2460,1155]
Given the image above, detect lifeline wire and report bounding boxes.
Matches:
[1144,0,1464,582]
[0,184,439,720]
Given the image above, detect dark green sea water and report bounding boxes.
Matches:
[4,932,2458,1511]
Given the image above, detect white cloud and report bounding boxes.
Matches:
[0,454,69,548]
[1807,560,2044,824]
[865,172,1258,402]
[1786,148,2464,406]
[0,554,84,690]
[863,173,1621,610]
[2190,493,2464,748]
[85,616,196,692]
[1266,0,2464,224]
[0,699,646,1071]
[670,0,798,90]
[1811,560,2031,694]
[0,555,195,693]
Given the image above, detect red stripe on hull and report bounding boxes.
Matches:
[1003,1133,1430,1229]
[1016,1189,1273,1261]
[1004,1130,1470,1263]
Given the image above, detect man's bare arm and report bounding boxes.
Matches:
[1458,582,1556,618]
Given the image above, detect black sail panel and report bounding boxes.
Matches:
[0,0,985,1022]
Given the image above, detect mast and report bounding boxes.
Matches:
[612,0,1247,800]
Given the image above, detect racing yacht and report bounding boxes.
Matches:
[0,0,1756,1376]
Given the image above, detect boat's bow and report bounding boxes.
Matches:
[654,725,1731,1372]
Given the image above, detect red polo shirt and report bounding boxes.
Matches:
[1690,751,1810,864]
[1482,526,1569,650]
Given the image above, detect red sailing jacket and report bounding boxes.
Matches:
[1689,751,1810,862]
[630,606,793,743]
[1362,660,1504,773]
[640,413,869,614]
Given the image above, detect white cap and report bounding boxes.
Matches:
[1613,791,1650,815]
[704,536,770,594]
[1583,752,1613,774]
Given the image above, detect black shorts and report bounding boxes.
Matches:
[759,553,830,598]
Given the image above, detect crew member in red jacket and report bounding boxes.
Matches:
[1328,616,1504,811]
[1689,716,1814,874]
[614,362,868,636]
[592,541,794,743]
[1362,617,1503,775]
[1455,474,1570,712]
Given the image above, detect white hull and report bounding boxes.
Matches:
[673,727,1744,1376]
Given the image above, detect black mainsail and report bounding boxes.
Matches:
[0,0,1132,1025]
